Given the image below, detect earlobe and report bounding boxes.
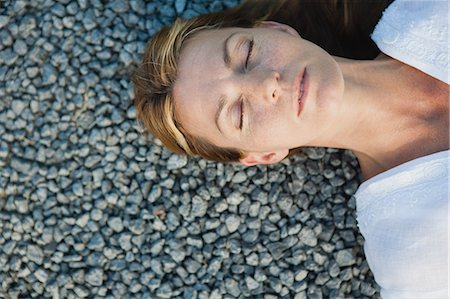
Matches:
[239,149,289,166]
[256,21,301,38]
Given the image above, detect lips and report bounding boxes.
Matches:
[295,68,308,117]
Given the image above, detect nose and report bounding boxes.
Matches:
[243,69,280,104]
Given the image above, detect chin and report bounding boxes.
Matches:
[310,67,344,115]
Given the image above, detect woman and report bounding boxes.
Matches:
[134,0,449,298]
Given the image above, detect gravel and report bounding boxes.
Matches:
[0,0,378,298]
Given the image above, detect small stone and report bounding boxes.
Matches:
[231,171,247,183]
[82,9,97,30]
[266,242,288,260]
[87,233,105,250]
[277,196,293,214]
[26,66,39,78]
[85,155,102,168]
[280,271,294,287]
[0,49,18,66]
[360,281,377,296]
[119,234,132,251]
[225,278,241,297]
[74,286,90,298]
[85,268,103,286]
[175,0,187,14]
[76,214,89,228]
[225,214,240,233]
[119,50,133,66]
[298,227,318,247]
[295,269,308,281]
[184,258,201,274]
[0,16,9,29]
[62,16,75,28]
[227,192,245,205]
[27,245,44,264]
[107,217,124,233]
[72,182,84,197]
[110,0,129,13]
[245,252,259,266]
[3,241,16,255]
[186,236,203,249]
[11,100,26,116]
[191,196,208,218]
[245,276,259,290]
[335,249,355,267]
[13,39,27,56]
[167,154,187,170]
[34,269,48,283]
[156,283,173,299]
[242,229,259,243]
[42,63,57,85]
[90,209,103,221]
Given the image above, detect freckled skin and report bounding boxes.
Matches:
[173,23,345,158]
[173,22,449,174]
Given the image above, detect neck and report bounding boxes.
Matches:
[307,53,447,180]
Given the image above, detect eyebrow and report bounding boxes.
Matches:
[223,31,240,69]
[215,31,240,135]
[215,96,226,135]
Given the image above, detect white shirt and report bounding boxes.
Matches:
[355,0,449,298]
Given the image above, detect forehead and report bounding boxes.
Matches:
[178,27,236,74]
[172,28,238,141]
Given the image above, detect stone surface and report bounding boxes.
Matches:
[0,1,375,298]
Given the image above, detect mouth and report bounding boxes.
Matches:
[294,67,308,117]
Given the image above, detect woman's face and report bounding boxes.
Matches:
[173,22,344,163]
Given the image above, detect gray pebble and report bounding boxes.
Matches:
[191,196,208,218]
[13,39,27,56]
[42,64,57,85]
[266,242,288,260]
[119,234,132,251]
[175,0,187,14]
[107,217,124,233]
[34,269,49,283]
[242,229,259,243]
[184,258,201,274]
[82,9,97,30]
[11,100,26,116]
[72,182,84,197]
[227,192,245,205]
[0,49,18,66]
[27,245,44,265]
[231,171,247,183]
[245,276,259,290]
[76,214,89,228]
[74,286,90,298]
[335,249,355,267]
[156,283,173,298]
[3,241,16,255]
[225,214,240,233]
[0,16,9,29]
[87,233,105,250]
[167,154,187,170]
[225,278,241,297]
[85,268,103,286]
[298,227,318,247]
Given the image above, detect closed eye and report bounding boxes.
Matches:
[239,39,253,131]
[245,39,254,69]
[239,98,244,130]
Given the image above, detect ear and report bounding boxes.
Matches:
[255,21,301,38]
[239,149,289,166]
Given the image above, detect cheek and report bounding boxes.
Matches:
[250,108,287,142]
[258,44,285,69]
